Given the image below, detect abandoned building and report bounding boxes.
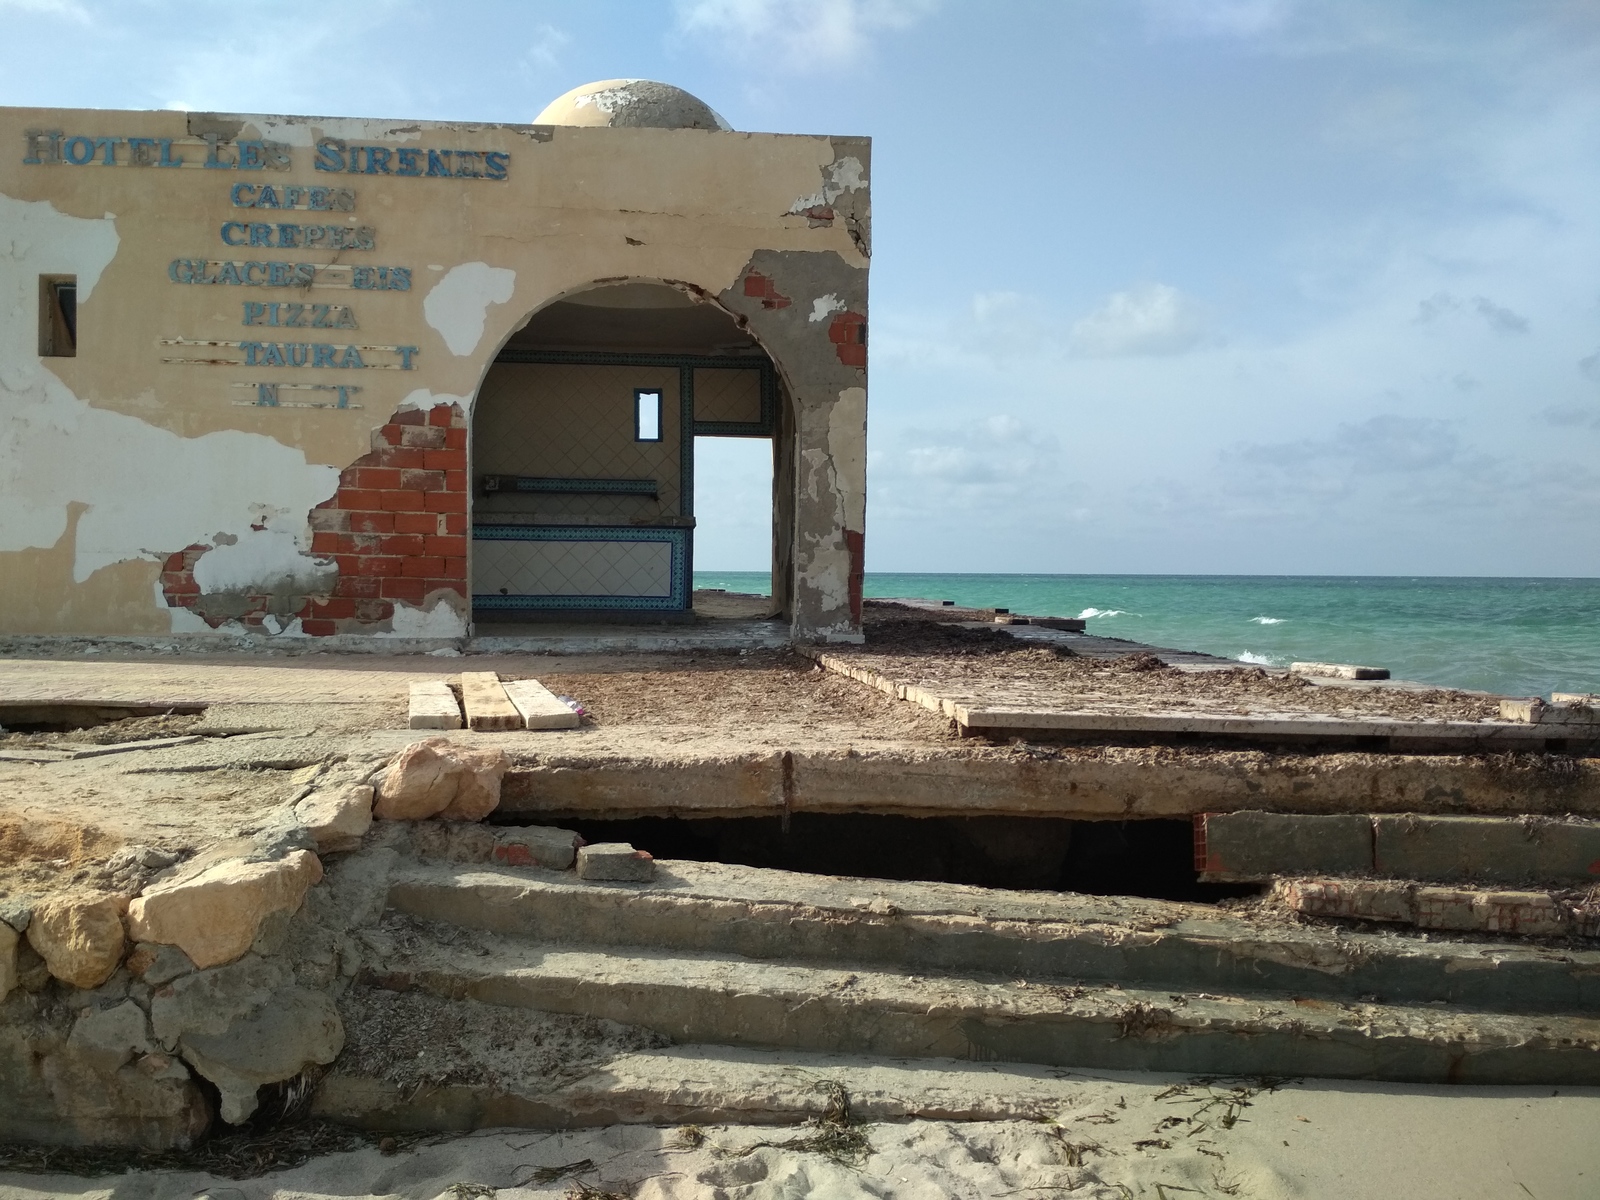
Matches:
[0,81,869,642]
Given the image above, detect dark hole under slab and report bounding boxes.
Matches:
[521,813,1259,903]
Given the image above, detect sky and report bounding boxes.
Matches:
[2,0,1598,576]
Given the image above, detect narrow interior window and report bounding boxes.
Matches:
[39,275,77,357]
[635,388,662,442]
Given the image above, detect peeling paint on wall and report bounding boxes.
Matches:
[788,156,866,215]
[424,263,517,357]
[809,294,845,323]
[0,194,338,633]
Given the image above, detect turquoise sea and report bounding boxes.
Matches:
[693,573,1600,699]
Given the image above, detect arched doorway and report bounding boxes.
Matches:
[469,282,791,626]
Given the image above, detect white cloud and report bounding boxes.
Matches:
[675,0,938,67]
[1068,283,1208,357]
[523,23,570,70]
[0,0,89,18]
[1142,0,1295,39]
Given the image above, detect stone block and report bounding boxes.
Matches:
[1373,814,1600,885]
[126,942,197,986]
[68,999,155,1073]
[294,784,374,852]
[127,850,323,970]
[27,893,127,990]
[373,737,509,822]
[577,842,655,882]
[461,671,522,731]
[493,825,583,871]
[1195,811,1373,881]
[501,678,581,730]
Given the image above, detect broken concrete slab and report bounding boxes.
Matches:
[26,893,127,990]
[1276,878,1600,938]
[408,679,462,730]
[501,677,581,730]
[461,672,522,732]
[1290,662,1391,680]
[1501,697,1600,724]
[576,843,655,882]
[126,850,323,969]
[1195,811,1374,880]
[1372,814,1600,885]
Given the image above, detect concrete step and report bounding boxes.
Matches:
[363,933,1600,1086]
[314,1043,1117,1132]
[385,858,1600,1016]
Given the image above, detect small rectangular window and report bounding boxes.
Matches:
[39,275,77,357]
[634,388,662,442]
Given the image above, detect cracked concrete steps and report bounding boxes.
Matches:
[364,937,1600,1087]
[314,1045,1110,1132]
[385,860,1600,1016]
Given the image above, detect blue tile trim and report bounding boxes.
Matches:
[472,524,689,611]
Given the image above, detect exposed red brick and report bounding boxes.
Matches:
[378,489,427,512]
[391,409,427,426]
[445,428,468,450]
[845,527,865,626]
[379,533,428,556]
[353,599,394,623]
[400,468,446,492]
[441,556,467,579]
[307,597,357,619]
[424,491,466,513]
[380,577,429,603]
[425,535,467,557]
[400,425,448,449]
[348,511,395,534]
[394,511,441,534]
[444,470,468,493]
[444,513,468,535]
[742,270,791,310]
[308,509,348,533]
[347,554,401,578]
[423,448,466,470]
[428,405,454,427]
[300,618,337,637]
[347,466,402,490]
[337,487,384,511]
[828,311,867,368]
[310,531,338,554]
[400,556,445,578]
[371,445,427,469]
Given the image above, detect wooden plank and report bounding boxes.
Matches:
[502,678,581,730]
[460,672,522,732]
[408,679,462,730]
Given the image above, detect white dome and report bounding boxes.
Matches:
[534,79,732,132]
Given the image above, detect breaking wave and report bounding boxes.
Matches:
[1237,651,1283,666]
[1250,616,1284,625]
[1077,608,1132,619]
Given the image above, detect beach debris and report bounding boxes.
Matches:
[1290,662,1390,680]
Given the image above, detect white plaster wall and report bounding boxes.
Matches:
[0,193,339,624]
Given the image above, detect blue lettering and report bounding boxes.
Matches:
[387,266,411,292]
[351,266,375,290]
[92,136,120,164]
[127,137,157,166]
[338,345,365,369]
[284,303,306,327]
[396,147,421,176]
[277,223,301,248]
[267,261,292,287]
[257,185,281,209]
[256,383,279,406]
[63,136,95,165]
[221,222,248,246]
[248,223,272,247]
[308,186,331,209]
[262,342,286,367]
[346,145,364,173]
[425,149,452,177]
[303,226,327,248]
[244,261,267,285]
[168,259,194,283]
[314,138,345,172]
[241,341,264,366]
[484,151,509,180]
[231,183,256,207]
[158,138,183,167]
[243,301,265,324]
[397,346,418,369]
[312,344,337,368]
[453,150,482,178]
[286,343,309,366]
[217,261,243,285]
[336,386,357,408]
[293,263,316,287]
[365,146,392,174]
[238,140,265,170]
[203,133,232,169]
[333,305,358,329]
